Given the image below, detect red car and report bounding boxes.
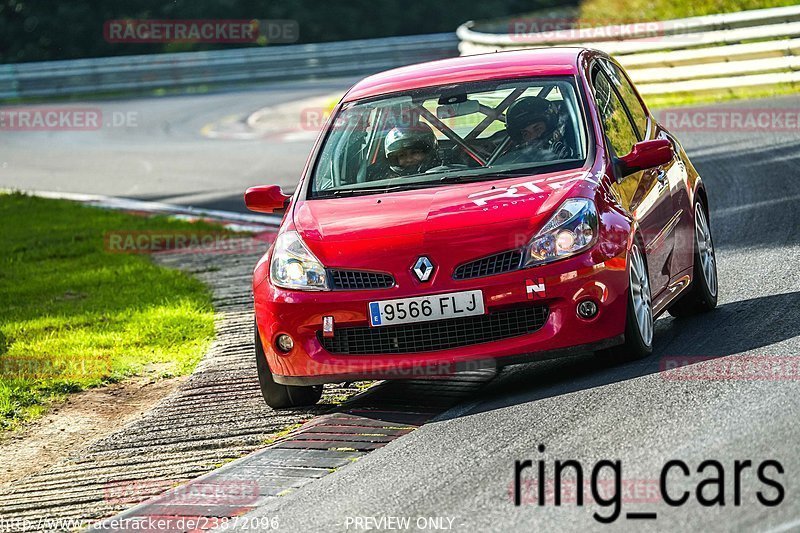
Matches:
[246,48,718,408]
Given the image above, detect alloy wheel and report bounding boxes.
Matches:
[629,244,653,347]
[695,204,718,298]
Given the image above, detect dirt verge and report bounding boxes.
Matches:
[0,376,185,487]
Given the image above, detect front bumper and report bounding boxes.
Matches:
[255,249,629,385]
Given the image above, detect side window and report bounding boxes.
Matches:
[603,60,648,139]
[592,67,638,157]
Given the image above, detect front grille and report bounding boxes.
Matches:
[453,250,523,280]
[329,269,395,290]
[319,305,549,355]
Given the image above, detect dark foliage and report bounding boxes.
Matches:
[0,0,568,63]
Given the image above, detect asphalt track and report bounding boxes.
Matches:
[3,85,799,531]
[0,78,356,213]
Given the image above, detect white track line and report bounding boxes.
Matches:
[2,188,282,229]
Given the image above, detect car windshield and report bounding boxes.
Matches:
[309,77,588,198]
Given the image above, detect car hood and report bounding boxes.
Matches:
[294,169,597,270]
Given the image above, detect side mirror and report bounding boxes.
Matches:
[244,185,290,214]
[617,139,673,178]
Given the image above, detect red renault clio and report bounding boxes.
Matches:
[246,48,718,408]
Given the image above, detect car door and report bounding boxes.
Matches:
[653,128,694,276]
[591,63,674,297]
[601,59,691,280]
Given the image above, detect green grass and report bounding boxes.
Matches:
[579,0,796,25]
[262,423,304,446]
[1,84,215,105]
[0,193,221,432]
[643,83,800,109]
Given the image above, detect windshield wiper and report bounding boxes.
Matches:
[439,175,484,184]
[316,184,424,198]
[439,169,542,184]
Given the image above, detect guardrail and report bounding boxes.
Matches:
[0,33,459,101]
[457,5,800,95]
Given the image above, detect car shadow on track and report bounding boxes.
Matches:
[434,290,800,420]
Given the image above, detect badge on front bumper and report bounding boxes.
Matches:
[526,278,546,299]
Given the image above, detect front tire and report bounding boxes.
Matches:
[255,321,322,409]
[596,242,653,363]
[668,201,718,317]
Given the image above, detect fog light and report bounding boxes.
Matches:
[276,334,294,353]
[577,300,598,319]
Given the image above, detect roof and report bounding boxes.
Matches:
[342,47,587,102]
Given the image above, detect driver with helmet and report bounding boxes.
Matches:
[498,96,573,163]
[384,122,440,176]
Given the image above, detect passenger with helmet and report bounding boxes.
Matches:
[497,96,573,164]
[384,122,440,176]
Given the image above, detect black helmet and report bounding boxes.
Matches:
[384,122,438,174]
[505,96,558,144]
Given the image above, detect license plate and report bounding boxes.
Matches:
[369,290,485,327]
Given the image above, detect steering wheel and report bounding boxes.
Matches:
[425,164,470,173]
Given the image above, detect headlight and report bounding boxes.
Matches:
[524,198,598,267]
[269,231,328,291]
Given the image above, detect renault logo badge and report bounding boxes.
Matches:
[413,256,434,282]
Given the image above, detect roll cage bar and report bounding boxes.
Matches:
[363,82,558,170]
